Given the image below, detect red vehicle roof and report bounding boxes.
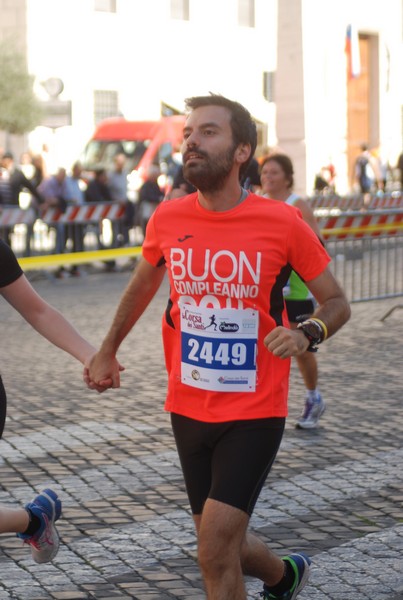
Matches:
[92,116,185,141]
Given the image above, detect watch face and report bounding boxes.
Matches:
[300,321,322,342]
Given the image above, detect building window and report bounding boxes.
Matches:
[94,0,116,13]
[94,90,119,124]
[171,0,189,20]
[238,0,255,27]
[263,71,275,102]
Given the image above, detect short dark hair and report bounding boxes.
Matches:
[184,93,258,179]
[260,153,294,189]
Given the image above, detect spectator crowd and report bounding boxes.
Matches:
[1,142,403,263]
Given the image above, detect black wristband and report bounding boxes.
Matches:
[297,319,324,352]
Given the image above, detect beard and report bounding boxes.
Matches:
[183,143,237,193]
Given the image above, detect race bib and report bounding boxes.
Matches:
[179,304,258,392]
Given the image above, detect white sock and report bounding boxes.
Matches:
[307,389,320,402]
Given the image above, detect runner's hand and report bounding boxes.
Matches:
[264,326,309,358]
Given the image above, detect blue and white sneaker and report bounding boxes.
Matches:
[296,393,325,429]
[260,553,311,599]
[17,488,62,563]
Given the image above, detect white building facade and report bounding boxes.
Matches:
[0,0,402,195]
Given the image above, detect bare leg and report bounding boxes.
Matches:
[295,351,318,391]
[194,499,284,600]
[241,531,285,584]
[0,506,29,534]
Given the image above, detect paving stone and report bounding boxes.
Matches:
[0,272,402,598]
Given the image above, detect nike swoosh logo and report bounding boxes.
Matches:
[177,235,194,242]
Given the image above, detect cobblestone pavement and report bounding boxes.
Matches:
[0,264,402,599]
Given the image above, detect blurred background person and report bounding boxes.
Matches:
[241,156,261,191]
[38,167,69,269]
[64,161,87,272]
[260,153,326,429]
[84,169,114,267]
[85,168,112,204]
[0,152,43,249]
[138,164,164,238]
[107,153,133,247]
[313,163,336,195]
[30,153,47,190]
[354,143,378,207]
[167,163,197,199]
[0,151,43,209]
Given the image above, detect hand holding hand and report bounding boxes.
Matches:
[83,351,125,393]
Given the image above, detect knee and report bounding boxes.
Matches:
[198,541,224,577]
[197,532,235,577]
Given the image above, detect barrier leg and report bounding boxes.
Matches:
[380,305,403,322]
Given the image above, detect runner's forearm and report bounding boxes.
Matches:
[99,258,165,355]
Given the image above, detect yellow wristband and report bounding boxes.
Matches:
[310,318,328,341]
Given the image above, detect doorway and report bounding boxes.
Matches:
[346,34,379,188]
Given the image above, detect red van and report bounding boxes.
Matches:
[80,115,186,195]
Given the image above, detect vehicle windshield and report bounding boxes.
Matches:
[81,139,151,172]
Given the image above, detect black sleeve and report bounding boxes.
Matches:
[242,158,261,187]
[172,166,196,194]
[15,170,43,201]
[0,239,23,287]
[138,182,150,203]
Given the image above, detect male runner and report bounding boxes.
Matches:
[86,94,350,600]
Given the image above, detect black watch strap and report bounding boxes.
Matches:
[297,319,325,352]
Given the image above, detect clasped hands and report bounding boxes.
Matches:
[83,351,124,394]
[83,326,308,393]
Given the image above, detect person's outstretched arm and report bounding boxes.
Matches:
[1,274,97,365]
[86,257,166,391]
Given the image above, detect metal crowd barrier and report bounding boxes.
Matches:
[0,202,142,269]
[1,201,403,303]
[309,191,403,211]
[318,208,403,302]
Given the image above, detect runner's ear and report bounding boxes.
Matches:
[235,143,251,166]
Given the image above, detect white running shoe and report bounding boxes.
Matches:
[296,393,325,429]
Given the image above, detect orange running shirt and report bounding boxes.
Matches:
[142,192,330,422]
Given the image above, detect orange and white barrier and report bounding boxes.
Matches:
[40,202,127,224]
[0,206,37,226]
[0,202,126,228]
[318,210,403,240]
[310,192,403,212]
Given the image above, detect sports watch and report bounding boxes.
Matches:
[296,319,325,352]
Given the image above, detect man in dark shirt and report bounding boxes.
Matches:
[0,152,43,207]
[84,169,114,263]
[85,168,112,203]
[0,152,43,248]
[138,164,164,237]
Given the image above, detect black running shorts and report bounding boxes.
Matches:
[171,413,285,516]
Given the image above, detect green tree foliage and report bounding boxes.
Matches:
[0,41,42,134]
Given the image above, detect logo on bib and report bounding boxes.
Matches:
[219,321,239,333]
